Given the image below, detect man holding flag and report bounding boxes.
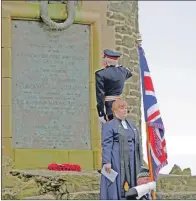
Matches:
[138,36,168,199]
[125,167,157,200]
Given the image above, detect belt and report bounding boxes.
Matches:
[114,139,134,143]
[104,95,122,102]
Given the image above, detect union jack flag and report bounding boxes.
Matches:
[138,46,168,181]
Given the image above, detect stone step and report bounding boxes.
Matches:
[7,170,196,200]
[23,191,196,200]
[68,191,196,200]
[10,170,196,192]
[23,194,56,200]
[158,192,196,200]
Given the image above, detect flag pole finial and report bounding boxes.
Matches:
[137,34,142,46]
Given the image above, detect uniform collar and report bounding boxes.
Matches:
[106,65,116,68]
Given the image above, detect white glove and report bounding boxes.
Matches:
[147,181,156,191]
[99,116,106,124]
[135,181,156,199]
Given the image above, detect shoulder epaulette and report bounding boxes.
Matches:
[116,65,123,68]
[122,66,130,71]
[116,65,124,68]
[95,68,104,74]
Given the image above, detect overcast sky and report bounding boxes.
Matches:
[139,1,196,175]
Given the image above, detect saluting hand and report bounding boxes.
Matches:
[104,163,111,173]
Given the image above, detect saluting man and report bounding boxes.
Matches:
[95,49,132,124]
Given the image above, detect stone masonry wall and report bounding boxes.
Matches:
[82,0,143,162]
[5,169,196,200]
[2,1,142,170]
[107,1,141,134]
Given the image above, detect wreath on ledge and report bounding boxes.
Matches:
[48,163,81,172]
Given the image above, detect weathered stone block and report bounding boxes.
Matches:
[131,73,140,83]
[106,11,113,18]
[115,33,122,39]
[108,2,122,12]
[2,138,13,159]
[108,2,133,16]
[121,54,130,67]
[116,40,122,46]
[129,49,139,61]
[66,183,74,193]
[2,78,12,106]
[122,47,129,55]
[130,106,140,115]
[131,1,138,14]
[23,193,56,200]
[69,191,99,200]
[59,183,67,193]
[132,66,140,74]
[107,19,115,26]
[158,192,196,200]
[116,46,121,51]
[2,106,12,138]
[130,90,141,98]
[126,97,139,106]
[129,82,140,92]
[2,47,12,78]
[61,193,69,200]
[122,35,134,48]
[108,11,125,21]
[2,17,11,48]
[115,25,132,35]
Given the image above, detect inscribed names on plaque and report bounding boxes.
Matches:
[12,20,91,150]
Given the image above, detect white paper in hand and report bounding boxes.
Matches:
[101,164,118,182]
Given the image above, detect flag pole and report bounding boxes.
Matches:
[146,123,157,200]
[137,35,156,199]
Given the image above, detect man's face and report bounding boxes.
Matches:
[115,105,128,119]
[137,177,151,185]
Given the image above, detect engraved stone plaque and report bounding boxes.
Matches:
[12,20,91,150]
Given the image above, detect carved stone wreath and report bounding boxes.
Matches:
[40,0,77,30]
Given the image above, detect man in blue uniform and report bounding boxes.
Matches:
[95,49,132,124]
[125,167,159,200]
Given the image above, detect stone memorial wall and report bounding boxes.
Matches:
[12,20,91,150]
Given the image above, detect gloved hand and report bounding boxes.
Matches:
[135,181,156,199]
[99,116,106,124]
[147,181,156,191]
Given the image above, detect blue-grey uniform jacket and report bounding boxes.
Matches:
[95,65,132,118]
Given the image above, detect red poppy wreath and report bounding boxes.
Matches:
[48,163,81,172]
